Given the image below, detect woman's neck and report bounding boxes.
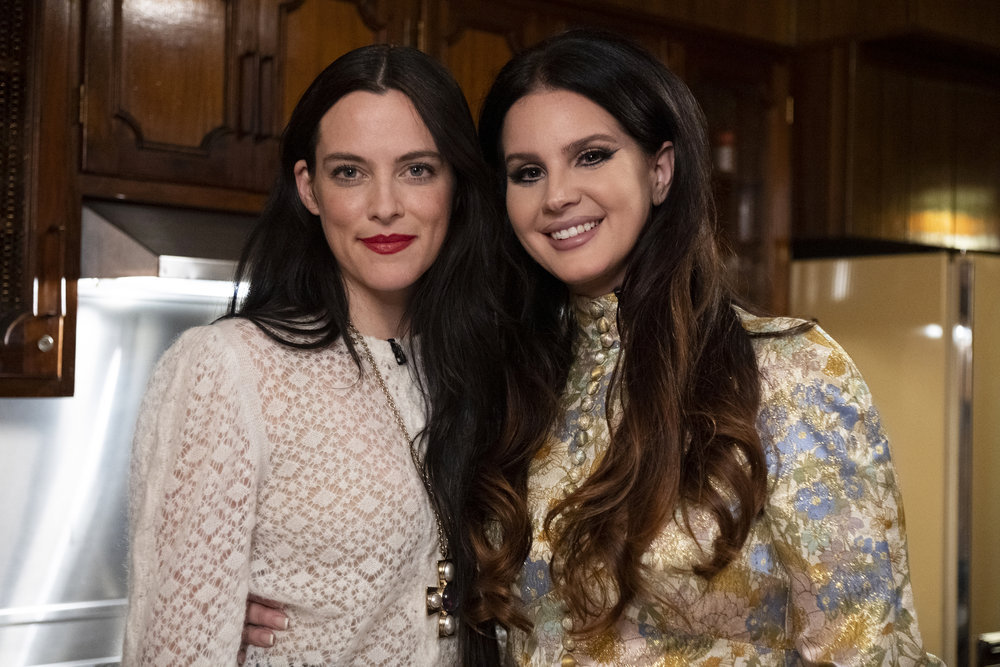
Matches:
[348,304,407,340]
[343,282,411,340]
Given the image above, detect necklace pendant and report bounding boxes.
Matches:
[426,559,457,636]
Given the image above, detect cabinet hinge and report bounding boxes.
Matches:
[785,96,794,125]
[78,84,86,126]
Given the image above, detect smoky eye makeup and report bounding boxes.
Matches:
[507,164,544,184]
[576,146,617,167]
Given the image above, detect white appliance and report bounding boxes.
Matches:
[791,251,1000,667]
[0,277,234,666]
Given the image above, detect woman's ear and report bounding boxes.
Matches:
[294,159,321,215]
[650,141,675,206]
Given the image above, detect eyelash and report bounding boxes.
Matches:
[577,147,615,167]
[329,163,438,182]
[405,163,436,180]
[507,146,617,184]
[331,164,360,180]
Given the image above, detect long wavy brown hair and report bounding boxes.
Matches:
[468,29,775,641]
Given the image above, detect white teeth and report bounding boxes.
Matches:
[550,220,599,240]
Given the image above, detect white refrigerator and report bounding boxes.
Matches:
[790,251,1000,667]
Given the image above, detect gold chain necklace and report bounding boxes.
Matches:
[347,324,457,638]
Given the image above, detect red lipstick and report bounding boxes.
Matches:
[361,234,416,255]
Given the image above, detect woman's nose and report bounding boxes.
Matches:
[367,179,404,223]
[542,169,580,213]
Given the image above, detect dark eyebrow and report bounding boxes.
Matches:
[504,133,619,167]
[320,152,365,169]
[397,150,444,163]
[562,134,618,157]
[320,150,443,169]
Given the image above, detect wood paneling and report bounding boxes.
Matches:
[796,0,1000,51]
[268,0,416,129]
[794,41,1000,252]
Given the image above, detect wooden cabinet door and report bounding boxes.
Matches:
[82,0,271,191]
[259,0,419,134]
[1,0,79,397]
[81,0,419,197]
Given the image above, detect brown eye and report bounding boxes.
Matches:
[509,166,543,184]
[578,148,613,166]
[332,165,359,179]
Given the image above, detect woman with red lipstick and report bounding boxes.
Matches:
[123,44,507,665]
[466,29,940,665]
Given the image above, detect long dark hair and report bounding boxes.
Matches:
[229,44,507,663]
[472,29,769,635]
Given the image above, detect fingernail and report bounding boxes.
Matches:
[282,616,290,630]
[267,632,275,647]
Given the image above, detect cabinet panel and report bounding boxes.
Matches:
[1,0,79,396]
[272,0,414,125]
[426,1,533,118]
[799,42,1000,252]
[116,0,229,147]
[684,43,791,313]
[82,0,267,192]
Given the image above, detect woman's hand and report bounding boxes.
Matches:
[237,594,289,664]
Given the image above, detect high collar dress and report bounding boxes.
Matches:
[507,293,941,666]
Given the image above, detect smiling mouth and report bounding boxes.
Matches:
[549,220,601,240]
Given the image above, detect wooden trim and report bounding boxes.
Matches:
[80,173,267,214]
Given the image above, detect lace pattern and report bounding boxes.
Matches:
[124,318,456,665]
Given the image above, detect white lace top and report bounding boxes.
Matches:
[123,318,456,666]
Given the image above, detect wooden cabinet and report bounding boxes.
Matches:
[0,0,79,396]
[793,39,1000,252]
[684,43,792,314]
[80,0,419,210]
[795,0,1000,52]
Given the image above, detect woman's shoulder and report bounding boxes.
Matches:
[736,308,878,425]
[738,308,858,383]
[163,317,270,361]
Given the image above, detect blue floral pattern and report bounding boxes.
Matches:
[507,295,942,666]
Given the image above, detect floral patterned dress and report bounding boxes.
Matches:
[507,293,943,666]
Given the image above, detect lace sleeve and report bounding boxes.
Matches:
[123,325,262,666]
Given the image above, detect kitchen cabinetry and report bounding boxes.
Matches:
[80,0,419,210]
[684,42,792,314]
[793,39,1000,252]
[0,0,79,397]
